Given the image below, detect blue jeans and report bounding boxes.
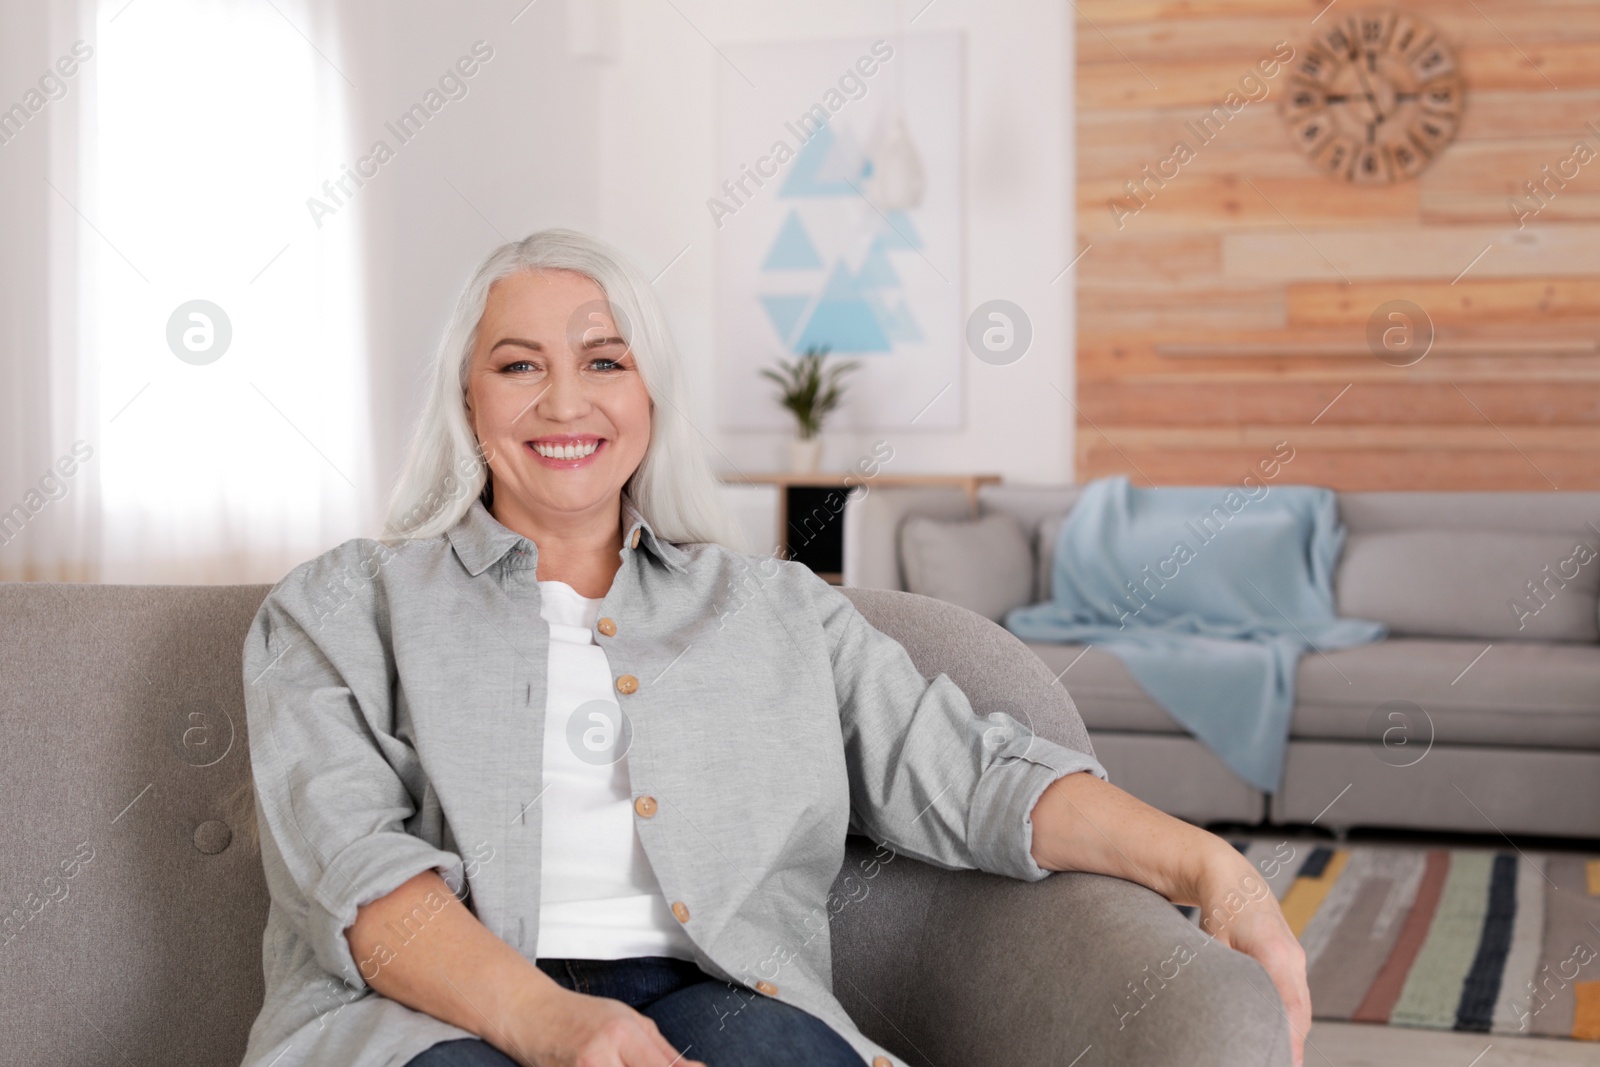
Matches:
[402,956,866,1066]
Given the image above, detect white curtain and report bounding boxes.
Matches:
[2,0,374,585]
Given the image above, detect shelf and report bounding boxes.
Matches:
[722,473,1002,587]
[724,472,1003,489]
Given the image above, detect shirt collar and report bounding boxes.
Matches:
[446,491,689,577]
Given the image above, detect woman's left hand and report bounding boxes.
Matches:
[1193,854,1311,1067]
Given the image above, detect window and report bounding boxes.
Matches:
[84,0,372,582]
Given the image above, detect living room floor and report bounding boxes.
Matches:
[1215,829,1599,1067]
[1311,1019,1589,1066]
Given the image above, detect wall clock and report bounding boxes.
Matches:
[1281,9,1463,184]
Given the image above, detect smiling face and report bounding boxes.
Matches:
[464,269,652,535]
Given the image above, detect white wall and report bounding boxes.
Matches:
[338,0,604,502]
[337,0,1077,497]
[590,0,1077,486]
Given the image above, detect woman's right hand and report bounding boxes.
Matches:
[501,983,707,1067]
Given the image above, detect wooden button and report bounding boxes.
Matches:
[873,1058,892,1067]
[597,617,617,637]
[671,901,690,923]
[615,674,639,695]
[755,980,778,996]
[633,795,657,818]
[630,527,641,548]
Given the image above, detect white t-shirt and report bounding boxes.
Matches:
[534,579,697,961]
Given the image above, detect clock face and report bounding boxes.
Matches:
[1281,9,1463,184]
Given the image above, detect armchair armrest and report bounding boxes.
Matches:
[829,588,1291,1065]
[829,836,1293,1067]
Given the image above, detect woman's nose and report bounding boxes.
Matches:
[535,366,590,421]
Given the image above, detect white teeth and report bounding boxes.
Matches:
[534,440,599,459]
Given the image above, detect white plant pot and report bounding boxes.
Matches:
[789,436,823,474]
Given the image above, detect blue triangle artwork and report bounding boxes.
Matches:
[757,123,925,356]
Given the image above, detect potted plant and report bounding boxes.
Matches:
[759,345,861,473]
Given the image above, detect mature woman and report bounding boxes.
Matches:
[238,229,1308,1067]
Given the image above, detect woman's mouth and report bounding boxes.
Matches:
[526,436,605,468]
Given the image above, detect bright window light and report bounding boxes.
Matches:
[87,0,371,583]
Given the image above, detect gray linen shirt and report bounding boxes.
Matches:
[238,493,1108,1067]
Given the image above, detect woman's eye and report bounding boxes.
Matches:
[503,360,539,373]
[586,343,631,371]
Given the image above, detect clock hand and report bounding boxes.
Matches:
[1353,52,1385,122]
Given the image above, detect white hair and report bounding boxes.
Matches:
[382,228,749,553]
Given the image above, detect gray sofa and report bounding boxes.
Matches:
[0,582,1290,1066]
[845,484,1600,840]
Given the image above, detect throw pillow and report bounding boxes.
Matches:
[899,513,1035,623]
[1035,514,1065,603]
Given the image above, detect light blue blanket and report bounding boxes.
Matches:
[1004,476,1385,792]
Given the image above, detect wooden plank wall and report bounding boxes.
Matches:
[1075,0,1600,489]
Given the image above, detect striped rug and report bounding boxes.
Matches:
[1182,842,1600,1041]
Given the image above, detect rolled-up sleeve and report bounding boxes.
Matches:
[242,547,466,991]
[797,568,1108,882]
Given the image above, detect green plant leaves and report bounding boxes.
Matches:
[760,345,861,436]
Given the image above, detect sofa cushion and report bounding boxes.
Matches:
[0,583,274,1067]
[1336,529,1600,643]
[1026,642,1180,734]
[1294,637,1600,749]
[1032,636,1600,751]
[899,513,1034,623]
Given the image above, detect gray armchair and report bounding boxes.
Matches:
[0,583,1290,1066]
